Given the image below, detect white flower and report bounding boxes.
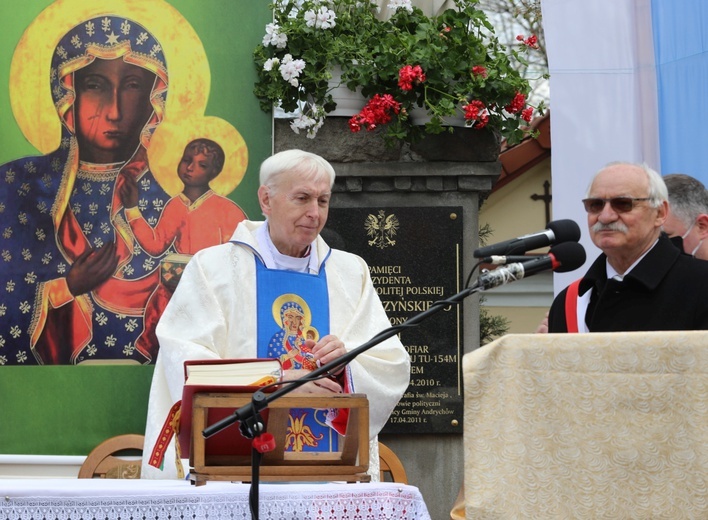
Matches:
[306,122,324,138]
[279,54,306,86]
[263,57,279,71]
[263,23,288,49]
[276,0,304,15]
[290,112,325,138]
[357,0,380,12]
[263,23,280,47]
[290,114,313,134]
[304,7,337,29]
[387,0,413,14]
[273,33,288,49]
[262,23,279,46]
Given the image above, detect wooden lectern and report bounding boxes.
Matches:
[189,392,370,485]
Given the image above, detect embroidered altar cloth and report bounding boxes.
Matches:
[0,479,431,520]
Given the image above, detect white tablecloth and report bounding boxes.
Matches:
[0,479,431,520]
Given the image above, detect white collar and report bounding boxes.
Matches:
[256,220,319,274]
[605,238,659,280]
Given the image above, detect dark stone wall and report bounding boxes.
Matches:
[274,117,501,163]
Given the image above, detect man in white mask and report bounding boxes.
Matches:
[662,173,708,260]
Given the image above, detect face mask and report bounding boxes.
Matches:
[691,239,704,257]
[681,221,695,240]
[680,221,703,257]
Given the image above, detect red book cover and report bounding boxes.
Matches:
[178,358,281,460]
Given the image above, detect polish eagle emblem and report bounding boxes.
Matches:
[365,210,399,249]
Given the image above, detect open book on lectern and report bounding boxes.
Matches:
[177,358,282,459]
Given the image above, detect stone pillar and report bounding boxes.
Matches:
[275,118,501,520]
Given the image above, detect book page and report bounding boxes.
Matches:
[185,359,281,387]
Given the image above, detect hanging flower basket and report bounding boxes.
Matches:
[254,0,544,145]
[407,105,467,128]
[327,65,367,117]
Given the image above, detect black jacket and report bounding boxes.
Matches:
[548,233,708,332]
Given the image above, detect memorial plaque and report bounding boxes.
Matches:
[326,206,464,434]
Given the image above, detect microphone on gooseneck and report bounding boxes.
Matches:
[474,241,586,291]
[473,219,581,258]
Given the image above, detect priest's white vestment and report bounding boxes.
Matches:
[141,220,411,479]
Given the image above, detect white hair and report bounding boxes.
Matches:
[585,161,668,208]
[259,149,335,193]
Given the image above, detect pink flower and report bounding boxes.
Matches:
[516,34,539,49]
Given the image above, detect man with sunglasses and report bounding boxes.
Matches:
[662,173,708,260]
[546,161,708,333]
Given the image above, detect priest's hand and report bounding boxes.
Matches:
[309,334,347,375]
[283,369,343,394]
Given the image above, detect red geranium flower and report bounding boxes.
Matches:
[471,66,488,78]
[516,34,539,49]
[521,107,534,122]
[398,65,426,91]
[505,92,526,114]
[349,94,402,132]
[463,100,490,128]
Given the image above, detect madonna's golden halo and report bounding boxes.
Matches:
[10,0,210,154]
[148,116,248,198]
[272,294,311,329]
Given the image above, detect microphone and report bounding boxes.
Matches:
[473,219,581,258]
[474,241,586,291]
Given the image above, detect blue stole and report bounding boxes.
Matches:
[255,257,338,452]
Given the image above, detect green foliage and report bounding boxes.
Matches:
[254,0,543,143]
[478,222,511,344]
[479,303,510,345]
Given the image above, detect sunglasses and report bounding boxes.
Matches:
[582,197,652,214]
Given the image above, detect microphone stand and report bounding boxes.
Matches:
[202,283,483,520]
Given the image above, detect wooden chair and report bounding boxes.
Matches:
[378,441,408,484]
[78,434,144,479]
